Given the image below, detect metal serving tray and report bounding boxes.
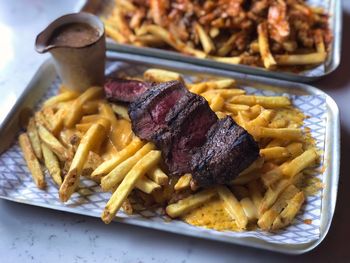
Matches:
[82,0,342,83]
[0,52,340,254]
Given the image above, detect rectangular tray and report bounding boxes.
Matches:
[82,0,342,83]
[0,52,340,254]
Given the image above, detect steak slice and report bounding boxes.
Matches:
[105,78,152,103]
[191,116,259,187]
[155,95,218,175]
[128,81,189,140]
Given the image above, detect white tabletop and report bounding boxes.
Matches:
[1,1,350,262]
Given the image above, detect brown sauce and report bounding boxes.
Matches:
[49,22,100,47]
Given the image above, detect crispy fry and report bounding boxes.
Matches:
[143,68,183,83]
[27,118,42,160]
[271,191,305,230]
[211,56,241,65]
[258,185,300,231]
[282,149,318,178]
[194,23,215,54]
[37,124,70,162]
[91,138,143,179]
[217,186,248,230]
[111,103,130,121]
[43,90,79,108]
[135,176,161,194]
[275,52,327,65]
[101,143,156,191]
[240,197,258,221]
[260,146,290,161]
[230,95,290,108]
[59,123,107,202]
[64,87,103,128]
[174,174,192,191]
[247,180,263,209]
[147,166,168,186]
[19,133,46,189]
[41,143,62,186]
[259,179,291,215]
[166,188,217,218]
[102,150,161,223]
[257,22,277,69]
[209,94,225,112]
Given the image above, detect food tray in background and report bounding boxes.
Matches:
[0,52,340,254]
[82,0,342,83]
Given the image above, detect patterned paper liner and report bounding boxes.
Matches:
[0,61,327,245]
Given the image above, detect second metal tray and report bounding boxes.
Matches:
[82,0,342,82]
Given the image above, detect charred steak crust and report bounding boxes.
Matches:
[104,78,151,103]
[191,116,259,187]
[154,94,218,175]
[128,81,188,141]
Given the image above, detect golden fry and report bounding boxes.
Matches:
[19,133,46,189]
[27,118,42,160]
[41,143,62,186]
[147,166,168,186]
[59,123,107,202]
[166,188,217,218]
[282,149,318,178]
[102,150,161,223]
[143,68,183,83]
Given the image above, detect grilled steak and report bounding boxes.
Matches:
[128,81,189,141]
[105,78,151,103]
[154,94,218,175]
[191,116,259,187]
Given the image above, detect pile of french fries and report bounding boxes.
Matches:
[19,68,321,232]
[103,0,331,70]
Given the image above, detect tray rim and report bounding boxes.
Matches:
[0,53,340,255]
[82,0,343,83]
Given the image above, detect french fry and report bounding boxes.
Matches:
[260,147,290,161]
[51,107,65,135]
[135,176,161,194]
[101,142,156,191]
[166,188,217,218]
[41,143,62,186]
[209,94,225,112]
[271,191,305,230]
[194,23,215,54]
[19,133,46,189]
[257,22,276,69]
[27,118,42,160]
[59,123,107,202]
[286,142,303,158]
[111,7,135,42]
[82,100,101,115]
[217,186,248,230]
[174,174,192,191]
[102,150,161,223]
[91,138,143,179]
[202,89,245,99]
[211,56,242,65]
[104,22,128,44]
[258,185,300,231]
[257,127,302,140]
[218,33,238,56]
[282,149,318,178]
[230,95,290,108]
[35,111,52,131]
[259,179,290,215]
[314,29,325,53]
[43,90,79,108]
[111,103,130,121]
[261,167,283,187]
[275,52,327,66]
[82,151,103,178]
[64,87,103,128]
[37,124,70,162]
[147,166,168,185]
[240,197,258,221]
[224,103,250,115]
[143,68,183,83]
[249,110,275,127]
[247,180,263,209]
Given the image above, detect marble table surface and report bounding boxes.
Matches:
[0,1,349,262]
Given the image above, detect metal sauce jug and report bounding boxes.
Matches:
[35,12,106,92]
